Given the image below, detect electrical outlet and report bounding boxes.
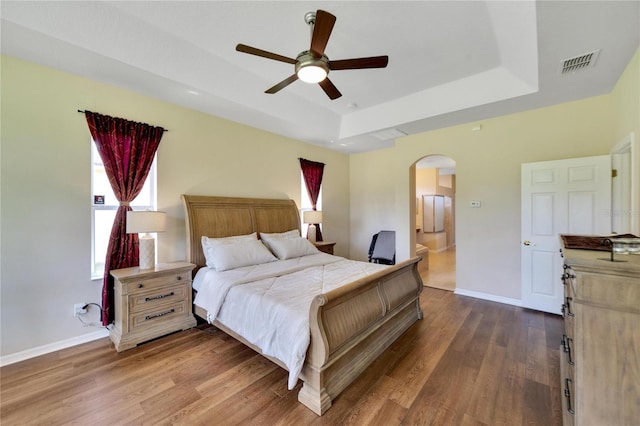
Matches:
[74,303,87,317]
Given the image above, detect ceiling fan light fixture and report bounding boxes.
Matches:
[297,64,328,83]
[295,51,329,83]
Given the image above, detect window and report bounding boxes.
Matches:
[91,142,156,278]
[300,172,322,235]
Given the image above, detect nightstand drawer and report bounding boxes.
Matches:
[125,271,190,294]
[129,282,190,313]
[129,300,189,331]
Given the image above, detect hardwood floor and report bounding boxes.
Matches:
[421,247,456,292]
[1,288,564,425]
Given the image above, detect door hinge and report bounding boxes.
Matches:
[612,169,618,178]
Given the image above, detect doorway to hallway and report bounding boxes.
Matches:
[415,155,456,291]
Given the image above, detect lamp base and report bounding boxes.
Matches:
[138,235,155,270]
[307,224,317,243]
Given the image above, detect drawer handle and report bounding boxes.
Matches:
[145,309,175,321]
[177,275,182,281]
[138,283,144,288]
[145,292,175,302]
[561,334,575,366]
[564,378,575,415]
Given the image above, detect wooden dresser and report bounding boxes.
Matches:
[110,262,197,352]
[560,246,640,425]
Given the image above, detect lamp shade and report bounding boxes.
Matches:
[303,210,323,224]
[126,211,167,234]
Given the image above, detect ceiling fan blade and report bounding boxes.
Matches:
[236,44,296,64]
[318,78,342,100]
[265,74,299,94]
[310,10,336,57]
[330,56,389,70]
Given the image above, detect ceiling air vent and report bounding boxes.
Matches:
[371,128,408,141]
[561,50,600,74]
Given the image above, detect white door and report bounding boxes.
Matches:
[611,132,636,234]
[521,155,611,314]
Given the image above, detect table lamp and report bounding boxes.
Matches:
[303,210,323,243]
[126,210,167,269]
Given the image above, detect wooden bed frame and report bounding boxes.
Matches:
[182,195,423,415]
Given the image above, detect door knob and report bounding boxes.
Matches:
[523,240,531,246]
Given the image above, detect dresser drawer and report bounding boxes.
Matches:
[129,282,190,313]
[125,271,190,294]
[129,299,189,331]
[578,272,640,312]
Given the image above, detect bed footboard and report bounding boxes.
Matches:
[298,256,423,415]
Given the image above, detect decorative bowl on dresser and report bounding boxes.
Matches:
[559,235,640,425]
[109,261,197,352]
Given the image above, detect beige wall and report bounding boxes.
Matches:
[612,48,640,144]
[0,56,349,357]
[349,147,398,260]
[351,94,615,301]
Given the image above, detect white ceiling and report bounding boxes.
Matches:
[1,1,638,154]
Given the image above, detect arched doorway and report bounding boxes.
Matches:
[415,155,456,291]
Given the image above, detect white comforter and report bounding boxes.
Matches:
[193,253,387,389]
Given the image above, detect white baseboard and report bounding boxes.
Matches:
[453,288,522,308]
[0,329,109,367]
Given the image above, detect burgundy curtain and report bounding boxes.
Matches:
[85,111,165,326]
[299,158,325,241]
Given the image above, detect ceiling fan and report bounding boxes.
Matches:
[236,9,389,100]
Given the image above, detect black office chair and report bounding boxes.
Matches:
[368,230,395,265]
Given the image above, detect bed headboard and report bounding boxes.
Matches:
[181,195,301,270]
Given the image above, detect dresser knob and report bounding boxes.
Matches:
[138,283,144,288]
[177,275,182,281]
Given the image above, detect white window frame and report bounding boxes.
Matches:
[90,141,157,279]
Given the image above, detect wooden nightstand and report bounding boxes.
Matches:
[313,241,336,255]
[109,262,197,352]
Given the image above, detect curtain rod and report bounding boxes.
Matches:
[77,110,168,132]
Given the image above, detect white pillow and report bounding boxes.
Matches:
[206,239,276,271]
[260,229,300,252]
[267,237,319,260]
[201,232,257,269]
